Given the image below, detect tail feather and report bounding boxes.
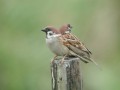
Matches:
[76,54,89,63]
[77,55,102,70]
[89,58,102,70]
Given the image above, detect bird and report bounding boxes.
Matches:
[41,26,74,63]
[41,25,100,68]
[59,24,100,68]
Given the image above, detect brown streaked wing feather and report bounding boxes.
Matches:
[57,35,69,47]
[63,33,92,54]
[62,35,100,68]
[60,34,92,62]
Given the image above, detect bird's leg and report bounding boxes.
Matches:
[51,55,58,64]
[60,54,67,64]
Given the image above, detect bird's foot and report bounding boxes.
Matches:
[60,55,67,64]
[50,55,57,64]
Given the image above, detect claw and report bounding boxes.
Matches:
[51,55,58,64]
[60,54,67,64]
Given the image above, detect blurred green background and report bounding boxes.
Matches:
[0,0,120,90]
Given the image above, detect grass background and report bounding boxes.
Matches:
[0,0,120,90]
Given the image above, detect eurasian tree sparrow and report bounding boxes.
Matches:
[41,25,100,68]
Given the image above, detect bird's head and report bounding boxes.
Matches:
[41,26,60,38]
[59,24,72,34]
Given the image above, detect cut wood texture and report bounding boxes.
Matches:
[51,57,83,90]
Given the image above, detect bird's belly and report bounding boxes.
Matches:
[46,38,69,56]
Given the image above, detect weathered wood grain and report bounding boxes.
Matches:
[51,57,83,90]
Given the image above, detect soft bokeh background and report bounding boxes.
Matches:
[0,0,120,90]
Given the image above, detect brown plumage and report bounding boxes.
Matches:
[59,24,92,55]
[42,24,100,68]
[59,24,100,68]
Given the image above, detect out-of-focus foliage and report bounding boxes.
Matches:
[0,0,120,90]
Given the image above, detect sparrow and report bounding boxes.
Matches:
[41,26,74,63]
[59,24,100,67]
[41,25,100,68]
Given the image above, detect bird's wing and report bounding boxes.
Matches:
[62,33,92,55]
[59,33,91,58]
[60,34,100,68]
[71,33,92,54]
[58,35,89,63]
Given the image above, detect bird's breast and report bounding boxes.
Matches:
[46,37,69,56]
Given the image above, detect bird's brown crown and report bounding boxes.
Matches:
[45,26,60,34]
[59,24,72,34]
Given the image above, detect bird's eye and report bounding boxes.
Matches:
[46,28,51,31]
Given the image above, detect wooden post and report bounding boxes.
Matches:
[51,57,83,90]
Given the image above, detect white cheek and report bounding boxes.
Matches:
[47,34,53,38]
[47,32,53,38]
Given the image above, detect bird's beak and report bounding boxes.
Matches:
[41,29,46,32]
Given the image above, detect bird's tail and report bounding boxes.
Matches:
[89,58,102,70]
[75,54,89,63]
[77,54,102,70]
